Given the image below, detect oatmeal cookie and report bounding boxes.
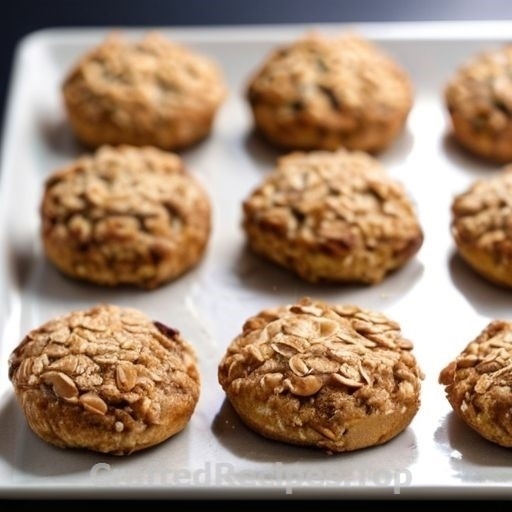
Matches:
[8,304,200,455]
[439,320,512,447]
[242,149,423,284]
[218,297,423,453]
[62,31,226,150]
[445,44,512,163]
[246,32,413,153]
[451,167,512,288]
[41,145,211,289]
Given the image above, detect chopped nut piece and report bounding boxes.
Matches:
[41,371,78,401]
[80,392,108,415]
[284,375,323,396]
[115,362,137,392]
[288,355,310,376]
[330,373,363,389]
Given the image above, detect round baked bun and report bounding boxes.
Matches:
[451,166,512,288]
[242,149,423,284]
[445,43,512,163]
[218,297,423,453]
[41,145,211,289]
[246,32,413,153]
[439,320,512,447]
[62,31,227,151]
[8,304,200,455]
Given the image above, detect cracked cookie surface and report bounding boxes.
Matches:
[62,31,227,150]
[439,320,512,447]
[8,304,200,455]
[41,144,211,289]
[242,149,423,284]
[246,32,413,152]
[218,297,423,453]
[451,167,512,288]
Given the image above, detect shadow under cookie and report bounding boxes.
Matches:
[234,242,425,311]
[448,251,511,317]
[434,412,511,483]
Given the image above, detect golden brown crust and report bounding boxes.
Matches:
[41,145,211,289]
[218,297,423,453]
[246,32,413,153]
[439,320,512,447]
[451,166,512,288]
[62,31,227,150]
[445,44,512,163]
[8,304,200,455]
[242,149,423,284]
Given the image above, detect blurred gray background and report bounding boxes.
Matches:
[1,0,512,133]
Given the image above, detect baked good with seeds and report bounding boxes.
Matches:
[439,320,512,447]
[445,44,512,163]
[218,297,423,453]
[62,31,226,151]
[242,149,423,284]
[8,304,200,455]
[451,167,512,288]
[246,32,413,153]
[41,144,211,289]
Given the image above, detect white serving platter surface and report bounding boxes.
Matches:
[1,21,511,499]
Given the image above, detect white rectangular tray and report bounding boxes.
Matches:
[1,21,512,499]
